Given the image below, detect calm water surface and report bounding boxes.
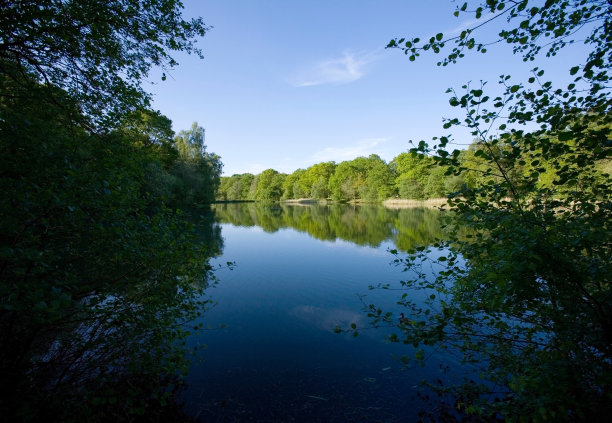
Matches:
[183,204,460,422]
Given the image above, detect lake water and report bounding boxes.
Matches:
[183,203,460,422]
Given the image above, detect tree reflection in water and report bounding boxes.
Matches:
[213,202,446,252]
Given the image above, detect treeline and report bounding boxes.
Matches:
[216,154,459,202]
[217,137,612,203]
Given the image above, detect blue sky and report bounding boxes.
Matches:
[148,1,587,176]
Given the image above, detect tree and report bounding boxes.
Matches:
[172,122,222,205]
[370,1,611,420]
[0,0,208,126]
[310,177,330,200]
[247,174,260,201]
[304,161,336,198]
[255,169,286,202]
[282,168,308,199]
[328,155,394,202]
[175,122,206,162]
[240,173,256,200]
[0,2,220,420]
[363,154,396,201]
[391,152,432,199]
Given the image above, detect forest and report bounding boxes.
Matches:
[216,142,611,202]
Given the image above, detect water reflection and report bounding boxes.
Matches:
[182,204,451,421]
[2,209,224,422]
[213,203,445,252]
[289,305,366,332]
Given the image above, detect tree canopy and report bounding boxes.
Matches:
[0,0,207,125]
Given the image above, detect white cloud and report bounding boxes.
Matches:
[292,50,380,87]
[445,9,502,37]
[311,137,389,162]
[446,17,480,36]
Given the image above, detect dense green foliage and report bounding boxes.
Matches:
[217,154,463,203]
[0,0,207,125]
[0,1,222,421]
[217,136,604,202]
[359,1,611,421]
[213,203,444,251]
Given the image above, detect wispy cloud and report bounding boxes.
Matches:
[311,137,389,162]
[292,50,380,87]
[446,17,481,36]
[445,8,502,37]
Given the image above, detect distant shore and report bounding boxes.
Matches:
[279,197,450,209]
[381,198,450,209]
[282,198,327,204]
[215,197,451,209]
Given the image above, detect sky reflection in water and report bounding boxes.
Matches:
[183,204,458,422]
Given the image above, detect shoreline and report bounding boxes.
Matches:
[381,198,450,209]
[280,197,451,209]
[214,198,451,209]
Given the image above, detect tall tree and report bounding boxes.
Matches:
[391,152,432,199]
[175,122,205,162]
[304,161,336,199]
[255,168,286,202]
[172,122,222,205]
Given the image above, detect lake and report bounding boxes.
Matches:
[183,203,461,422]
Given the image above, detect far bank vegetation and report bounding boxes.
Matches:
[216,139,611,204]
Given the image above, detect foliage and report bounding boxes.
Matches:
[0,2,222,421]
[392,152,433,199]
[327,155,395,202]
[304,161,337,198]
[376,0,612,421]
[218,152,473,203]
[120,109,178,168]
[171,122,222,206]
[282,168,308,199]
[255,168,286,202]
[0,78,221,421]
[0,0,208,126]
